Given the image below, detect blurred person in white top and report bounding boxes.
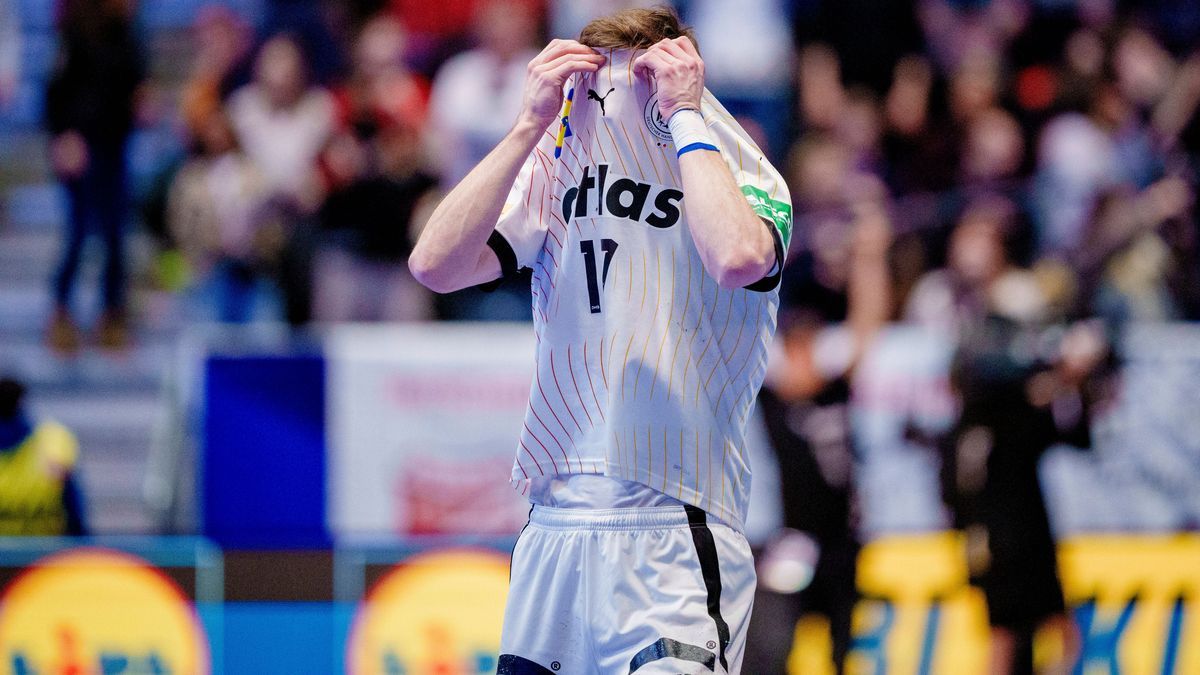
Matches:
[681,0,794,158]
[427,0,539,187]
[227,35,334,214]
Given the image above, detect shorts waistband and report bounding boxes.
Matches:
[528,504,727,531]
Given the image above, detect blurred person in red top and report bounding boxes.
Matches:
[331,14,429,140]
[314,15,438,322]
[44,0,146,353]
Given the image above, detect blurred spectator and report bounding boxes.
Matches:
[0,377,87,536]
[961,106,1025,188]
[918,0,1028,75]
[905,197,1043,333]
[314,15,437,322]
[263,0,349,84]
[427,0,538,187]
[907,197,1109,675]
[1033,37,1166,258]
[882,54,962,195]
[228,34,336,323]
[683,0,795,159]
[796,43,845,134]
[837,87,886,176]
[0,0,19,109]
[1080,177,1195,322]
[425,0,539,321]
[388,0,539,76]
[316,129,436,322]
[946,315,1101,675]
[180,5,255,144]
[168,107,283,323]
[331,14,428,137]
[228,35,334,213]
[44,0,146,353]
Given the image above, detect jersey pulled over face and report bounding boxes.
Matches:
[490,49,793,528]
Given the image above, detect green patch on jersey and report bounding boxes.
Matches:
[740,185,793,247]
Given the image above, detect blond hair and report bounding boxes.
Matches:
[578,6,698,53]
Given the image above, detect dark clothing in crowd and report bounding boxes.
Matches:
[748,385,859,674]
[946,315,1092,674]
[45,12,143,146]
[54,146,129,312]
[44,8,144,315]
[804,0,923,93]
[319,172,436,262]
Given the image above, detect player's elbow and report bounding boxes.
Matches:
[408,249,459,294]
[711,246,773,289]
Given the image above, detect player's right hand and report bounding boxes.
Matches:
[519,40,605,129]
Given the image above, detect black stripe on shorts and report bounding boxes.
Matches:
[685,504,731,672]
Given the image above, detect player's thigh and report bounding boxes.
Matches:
[598,523,756,674]
[499,526,593,672]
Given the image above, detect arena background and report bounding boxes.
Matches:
[0,0,1198,672]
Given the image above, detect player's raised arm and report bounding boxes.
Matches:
[634,37,776,289]
[409,41,605,293]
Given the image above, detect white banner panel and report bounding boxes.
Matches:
[326,323,536,537]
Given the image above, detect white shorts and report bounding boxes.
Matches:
[498,504,756,674]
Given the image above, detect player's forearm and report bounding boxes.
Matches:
[678,149,775,288]
[409,117,544,293]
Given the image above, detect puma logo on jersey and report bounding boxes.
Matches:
[561,164,683,229]
[587,87,615,115]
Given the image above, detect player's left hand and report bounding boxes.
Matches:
[633,37,704,121]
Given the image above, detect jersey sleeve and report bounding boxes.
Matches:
[489,122,560,275]
[703,96,794,290]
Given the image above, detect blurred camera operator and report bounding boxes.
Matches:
[908,196,1110,675]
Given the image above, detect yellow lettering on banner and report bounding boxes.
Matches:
[846,533,990,675]
[788,534,1200,675]
[1058,536,1200,674]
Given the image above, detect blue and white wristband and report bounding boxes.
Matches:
[668,109,718,157]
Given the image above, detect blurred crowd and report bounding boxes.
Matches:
[24,0,1200,345]
[5,0,1200,671]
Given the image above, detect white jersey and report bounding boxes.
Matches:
[489,49,793,529]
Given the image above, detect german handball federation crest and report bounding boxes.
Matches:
[643,91,672,142]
